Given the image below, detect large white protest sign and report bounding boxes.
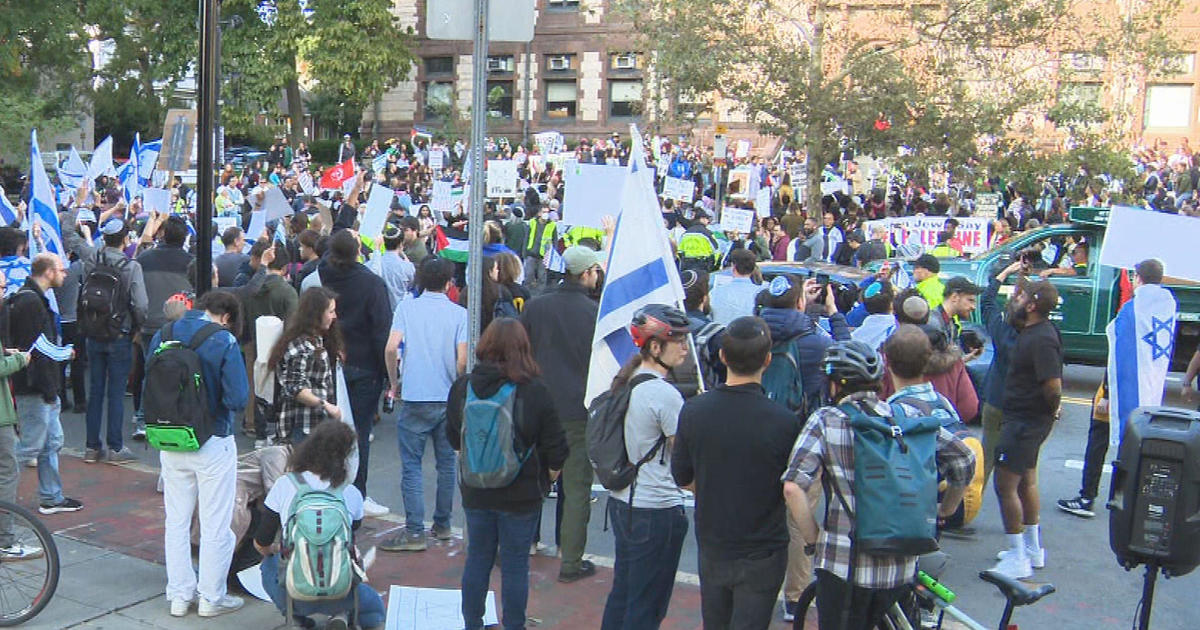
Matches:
[431,180,454,213]
[142,187,172,214]
[262,186,293,221]
[734,139,751,159]
[662,176,694,203]
[1100,206,1200,282]
[975,192,1001,218]
[360,184,395,239]
[429,149,444,171]
[245,210,268,244]
[563,163,626,229]
[755,186,772,218]
[297,172,315,195]
[533,131,564,156]
[721,208,755,234]
[385,586,498,630]
[486,160,518,198]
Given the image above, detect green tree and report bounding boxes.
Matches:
[616,0,1185,213]
[219,0,417,143]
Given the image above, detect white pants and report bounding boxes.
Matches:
[161,435,237,604]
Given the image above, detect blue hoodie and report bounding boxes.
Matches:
[149,311,248,437]
[758,307,851,404]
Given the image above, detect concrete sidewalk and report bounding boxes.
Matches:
[18,451,722,629]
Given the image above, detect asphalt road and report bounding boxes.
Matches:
[58,363,1195,629]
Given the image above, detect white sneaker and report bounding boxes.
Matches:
[990,553,1033,580]
[253,436,276,450]
[995,546,1046,569]
[169,598,193,617]
[362,497,390,517]
[197,595,243,617]
[0,543,43,560]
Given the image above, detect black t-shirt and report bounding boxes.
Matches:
[671,383,802,560]
[1002,320,1063,423]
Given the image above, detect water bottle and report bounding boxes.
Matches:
[382,390,396,414]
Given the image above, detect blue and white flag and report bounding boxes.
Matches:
[0,186,18,226]
[85,135,115,184]
[59,147,87,191]
[136,138,161,185]
[584,125,688,406]
[28,130,66,261]
[1107,283,1178,447]
[372,152,388,174]
[120,134,143,205]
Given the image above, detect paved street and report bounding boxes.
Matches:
[17,363,1196,628]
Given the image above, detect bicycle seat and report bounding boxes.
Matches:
[978,570,1055,606]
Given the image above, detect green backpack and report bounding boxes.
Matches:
[281,473,357,601]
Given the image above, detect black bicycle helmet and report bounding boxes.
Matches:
[630,304,691,347]
[823,340,885,388]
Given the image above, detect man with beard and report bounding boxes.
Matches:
[990,279,1063,579]
[786,217,824,262]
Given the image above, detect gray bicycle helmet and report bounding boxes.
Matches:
[823,340,885,388]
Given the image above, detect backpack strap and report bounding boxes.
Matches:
[187,323,225,351]
[889,395,935,418]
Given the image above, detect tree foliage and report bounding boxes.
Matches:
[615,0,1187,209]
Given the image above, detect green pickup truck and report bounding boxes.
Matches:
[931,207,1200,370]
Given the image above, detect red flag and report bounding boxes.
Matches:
[319,158,355,189]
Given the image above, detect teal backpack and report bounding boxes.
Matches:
[827,399,943,556]
[761,338,805,414]
[459,382,532,489]
[281,474,358,602]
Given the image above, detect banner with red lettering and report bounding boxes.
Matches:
[862,216,990,255]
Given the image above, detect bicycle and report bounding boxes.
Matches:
[792,552,1055,630]
[0,500,60,626]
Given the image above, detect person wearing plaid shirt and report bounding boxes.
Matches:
[270,287,343,443]
[782,329,974,630]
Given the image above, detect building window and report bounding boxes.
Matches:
[545,80,577,119]
[546,0,580,9]
[424,81,454,119]
[487,55,515,74]
[545,54,575,72]
[1144,84,1192,128]
[1058,83,1102,109]
[425,56,454,76]
[609,80,643,119]
[1064,52,1105,73]
[1163,54,1196,76]
[487,81,514,119]
[675,90,711,121]
[609,52,640,71]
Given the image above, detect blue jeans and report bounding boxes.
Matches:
[85,336,133,451]
[396,402,456,534]
[259,553,385,628]
[601,500,688,630]
[15,396,64,506]
[343,364,384,495]
[462,508,539,630]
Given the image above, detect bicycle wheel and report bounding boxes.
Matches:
[792,579,915,630]
[0,500,59,626]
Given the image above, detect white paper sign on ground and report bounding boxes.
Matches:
[755,186,772,218]
[384,586,497,630]
[486,160,518,198]
[662,176,694,203]
[1099,206,1200,282]
[142,188,171,214]
[360,184,395,240]
[235,564,271,602]
[262,186,293,221]
[721,208,755,234]
[563,163,627,229]
[431,180,454,213]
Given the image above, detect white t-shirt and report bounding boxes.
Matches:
[610,370,685,509]
[264,471,365,522]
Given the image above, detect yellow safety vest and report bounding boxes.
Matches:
[525,219,557,257]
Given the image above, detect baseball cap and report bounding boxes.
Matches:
[943,276,981,296]
[100,218,126,236]
[913,254,940,273]
[563,246,605,275]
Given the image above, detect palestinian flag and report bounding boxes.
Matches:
[410,126,433,152]
[435,225,469,263]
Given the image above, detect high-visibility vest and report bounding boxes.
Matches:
[564,226,604,248]
[678,231,716,262]
[526,219,557,257]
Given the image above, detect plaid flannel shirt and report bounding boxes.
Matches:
[277,335,335,438]
[782,391,976,589]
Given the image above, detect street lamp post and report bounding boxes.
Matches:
[196,0,219,295]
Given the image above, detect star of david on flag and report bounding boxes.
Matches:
[1108,284,1177,447]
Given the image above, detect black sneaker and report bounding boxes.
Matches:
[557,559,596,583]
[1057,495,1095,518]
[39,497,84,515]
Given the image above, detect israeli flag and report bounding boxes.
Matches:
[59,147,87,191]
[584,124,688,406]
[0,186,18,226]
[1108,283,1178,447]
[85,135,115,184]
[119,134,142,204]
[136,138,161,185]
[28,130,66,262]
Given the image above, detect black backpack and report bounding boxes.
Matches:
[586,373,664,497]
[143,322,224,452]
[78,252,131,341]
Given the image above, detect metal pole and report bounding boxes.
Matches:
[196,0,219,295]
[466,0,489,368]
[522,40,531,147]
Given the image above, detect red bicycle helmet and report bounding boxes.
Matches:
[630,304,690,348]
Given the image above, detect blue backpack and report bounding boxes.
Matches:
[761,338,806,414]
[459,382,532,489]
[826,399,942,556]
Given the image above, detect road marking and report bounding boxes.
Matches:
[1064,459,1110,474]
[54,522,95,535]
[584,553,702,586]
[1062,396,1091,406]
